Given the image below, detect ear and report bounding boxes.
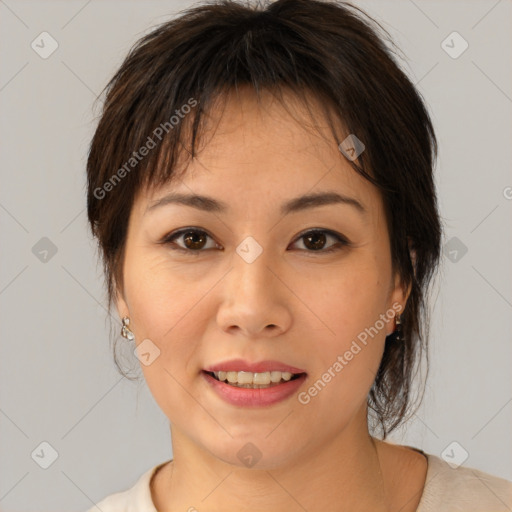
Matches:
[386,240,415,336]
[114,282,130,320]
[408,237,417,279]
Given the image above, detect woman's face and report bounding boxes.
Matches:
[116,88,408,468]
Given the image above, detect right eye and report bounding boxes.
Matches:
[160,228,220,254]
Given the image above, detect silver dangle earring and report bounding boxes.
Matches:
[121,317,135,341]
[390,313,403,342]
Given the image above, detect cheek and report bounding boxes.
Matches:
[309,255,391,340]
[298,258,390,404]
[125,250,205,337]
[123,254,209,414]
[133,305,207,427]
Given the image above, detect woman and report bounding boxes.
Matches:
[85,0,512,510]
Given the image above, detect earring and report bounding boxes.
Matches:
[121,317,135,341]
[388,313,403,342]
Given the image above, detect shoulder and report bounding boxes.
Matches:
[84,461,169,512]
[418,452,512,511]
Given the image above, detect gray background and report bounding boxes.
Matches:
[1,0,511,510]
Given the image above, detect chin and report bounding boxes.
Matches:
[201,433,304,471]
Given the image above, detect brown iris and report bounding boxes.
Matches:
[302,231,327,251]
[182,230,208,250]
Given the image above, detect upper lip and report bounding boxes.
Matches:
[203,359,306,374]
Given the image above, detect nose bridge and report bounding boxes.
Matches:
[231,234,276,301]
[216,234,291,336]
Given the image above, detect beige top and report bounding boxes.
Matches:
[87,451,512,511]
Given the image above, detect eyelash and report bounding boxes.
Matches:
[159,227,350,255]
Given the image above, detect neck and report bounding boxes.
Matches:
[156,413,394,512]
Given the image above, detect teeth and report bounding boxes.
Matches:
[212,370,298,388]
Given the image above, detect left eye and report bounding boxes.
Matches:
[160,228,349,254]
[291,229,348,253]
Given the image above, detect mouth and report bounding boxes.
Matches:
[201,359,308,406]
[203,370,306,389]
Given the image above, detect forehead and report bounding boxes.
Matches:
[191,86,342,167]
[137,86,380,217]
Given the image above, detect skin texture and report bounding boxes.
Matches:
[115,86,428,511]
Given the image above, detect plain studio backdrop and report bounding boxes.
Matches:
[0,1,511,510]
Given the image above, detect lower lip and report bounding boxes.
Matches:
[202,371,307,407]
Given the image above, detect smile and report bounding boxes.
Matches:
[202,370,307,407]
[206,370,303,388]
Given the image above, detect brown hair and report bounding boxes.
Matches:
[86,0,442,438]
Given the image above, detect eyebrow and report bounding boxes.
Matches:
[145,191,366,216]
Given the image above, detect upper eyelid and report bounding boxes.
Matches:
[163,227,217,245]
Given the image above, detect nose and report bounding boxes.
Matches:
[216,245,293,339]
